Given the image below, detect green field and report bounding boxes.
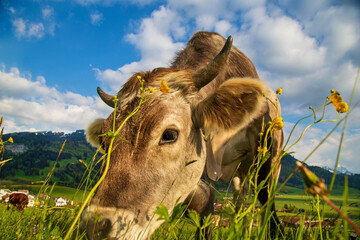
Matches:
[1,184,359,239]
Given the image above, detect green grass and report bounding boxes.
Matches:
[0,202,83,240]
[1,184,358,239]
[152,185,360,239]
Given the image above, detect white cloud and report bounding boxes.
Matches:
[214,20,232,37]
[90,11,103,25]
[95,6,185,89]
[12,18,27,38]
[235,7,326,76]
[7,7,16,14]
[12,18,45,39]
[74,0,160,6]
[42,6,54,20]
[306,5,360,63]
[283,120,360,173]
[0,66,111,133]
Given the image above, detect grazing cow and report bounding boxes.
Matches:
[7,193,29,211]
[81,31,283,239]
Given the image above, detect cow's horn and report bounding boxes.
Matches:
[192,35,233,89]
[97,87,115,108]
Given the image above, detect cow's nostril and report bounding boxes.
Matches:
[80,215,112,240]
[98,218,111,232]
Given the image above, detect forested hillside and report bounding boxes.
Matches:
[1,130,100,188]
[279,155,360,190]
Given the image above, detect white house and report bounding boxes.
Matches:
[28,195,35,207]
[55,197,73,207]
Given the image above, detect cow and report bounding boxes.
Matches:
[81,31,283,239]
[7,193,29,211]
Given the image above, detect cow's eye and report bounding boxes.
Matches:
[159,129,178,145]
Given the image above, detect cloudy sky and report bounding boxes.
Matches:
[0,0,360,172]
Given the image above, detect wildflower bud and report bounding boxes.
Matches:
[8,137,14,143]
[112,96,119,104]
[148,87,154,93]
[0,117,2,126]
[335,102,349,113]
[137,76,142,80]
[257,146,268,156]
[276,88,283,95]
[160,81,170,93]
[296,161,327,196]
[330,91,342,106]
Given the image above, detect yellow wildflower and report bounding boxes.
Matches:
[272,117,284,130]
[34,201,41,207]
[276,88,283,95]
[8,137,14,143]
[335,101,349,113]
[148,87,154,93]
[160,81,170,93]
[330,90,342,106]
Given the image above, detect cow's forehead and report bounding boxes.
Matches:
[102,91,192,149]
[118,69,197,104]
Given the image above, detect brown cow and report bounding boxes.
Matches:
[7,193,29,211]
[81,31,283,239]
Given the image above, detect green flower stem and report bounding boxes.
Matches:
[329,67,360,192]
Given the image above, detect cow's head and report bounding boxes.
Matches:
[81,36,266,239]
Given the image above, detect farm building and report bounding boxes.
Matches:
[55,197,73,207]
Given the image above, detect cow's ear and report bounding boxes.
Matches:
[86,119,105,147]
[192,78,265,131]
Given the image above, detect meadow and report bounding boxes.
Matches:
[0,183,359,239]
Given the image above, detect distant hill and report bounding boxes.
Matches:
[1,130,359,191]
[1,130,100,188]
[279,155,360,190]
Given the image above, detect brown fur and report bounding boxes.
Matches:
[7,193,29,211]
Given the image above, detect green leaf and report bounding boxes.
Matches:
[154,204,170,222]
[114,135,129,143]
[186,210,201,228]
[170,203,186,222]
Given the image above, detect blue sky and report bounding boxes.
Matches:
[1,0,360,172]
